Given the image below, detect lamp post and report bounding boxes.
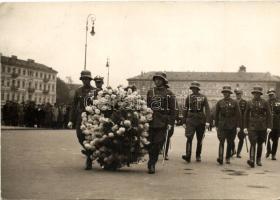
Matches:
[84,14,96,70]
[106,57,110,87]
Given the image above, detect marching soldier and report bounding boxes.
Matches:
[266,88,280,160]
[244,86,272,168]
[93,75,104,92]
[146,72,176,174]
[234,88,248,158]
[182,81,210,163]
[215,86,241,165]
[68,70,97,170]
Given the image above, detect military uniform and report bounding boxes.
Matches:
[244,86,272,167]
[215,86,241,164]
[266,88,280,160]
[69,70,97,170]
[182,81,210,162]
[146,72,176,174]
[234,89,248,157]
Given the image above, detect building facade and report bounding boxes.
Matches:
[127,66,280,108]
[1,55,58,105]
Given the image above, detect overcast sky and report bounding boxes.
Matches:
[1,2,280,87]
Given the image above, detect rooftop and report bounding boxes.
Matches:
[128,70,280,82]
[1,55,58,74]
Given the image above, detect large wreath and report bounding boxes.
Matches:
[81,86,153,170]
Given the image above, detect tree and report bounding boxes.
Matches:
[56,77,71,104]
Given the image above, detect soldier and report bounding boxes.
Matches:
[244,86,272,168]
[182,81,210,163]
[93,75,104,93]
[266,88,280,160]
[146,72,176,174]
[215,86,241,165]
[234,88,248,158]
[68,70,97,170]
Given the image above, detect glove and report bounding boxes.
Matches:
[183,123,187,129]
[67,121,73,129]
[267,128,272,134]
[244,128,248,135]
[236,127,241,133]
[205,123,210,129]
[167,124,172,131]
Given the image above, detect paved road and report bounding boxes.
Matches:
[1,127,280,199]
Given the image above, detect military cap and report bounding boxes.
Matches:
[234,88,243,94]
[267,88,276,95]
[152,72,168,83]
[251,86,263,95]
[221,85,233,94]
[93,75,104,83]
[190,81,200,90]
[80,70,93,80]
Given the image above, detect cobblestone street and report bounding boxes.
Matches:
[1,127,280,199]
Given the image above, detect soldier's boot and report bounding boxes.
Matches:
[85,155,93,170]
[147,162,155,174]
[236,139,243,158]
[226,141,232,164]
[196,139,202,162]
[271,139,278,160]
[217,142,224,165]
[247,145,256,168]
[256,144,263,166]
[182,140,192,163]
[256,158,262,166]
[266,138,272,158]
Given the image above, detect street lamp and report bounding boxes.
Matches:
[106,57,110,87]
[84,14,96,70]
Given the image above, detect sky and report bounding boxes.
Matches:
[0,2,280,87]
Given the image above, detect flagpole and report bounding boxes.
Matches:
[106,57,110,87]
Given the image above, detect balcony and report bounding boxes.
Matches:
[43,77,50,83]
[43,89,49,94]
[11,72,19,79]
[28,87,35,93]
[11,84,19,91]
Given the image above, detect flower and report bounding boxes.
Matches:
[123,120,131,128]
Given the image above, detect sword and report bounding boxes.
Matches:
[245,135,249,153]
[265,131,270,158]
[162,129,169,165]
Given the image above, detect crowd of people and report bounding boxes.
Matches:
[1,101,72,129]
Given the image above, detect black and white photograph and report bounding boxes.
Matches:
[1,1,280,199]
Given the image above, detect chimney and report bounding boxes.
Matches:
[239,65,246,72]
[27,59,35,63]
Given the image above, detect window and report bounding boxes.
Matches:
[7,67,11,73]
[22,80,25,88]
[48,74,51,79]
[40,73,42,78]
[12,80,15,85]
[52,75,55,80]
[1,79,4,86]
[1,93,4,100]
[17,80,20,87]
[1,66,5,73]
[35,82,37,89]
[29,82,32,87]
[7,80,10,87]
[18,68,21,74]
[35,72,38,77]
[39,83,42,90]
[52,84,54,91]
[23,70,26,75]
